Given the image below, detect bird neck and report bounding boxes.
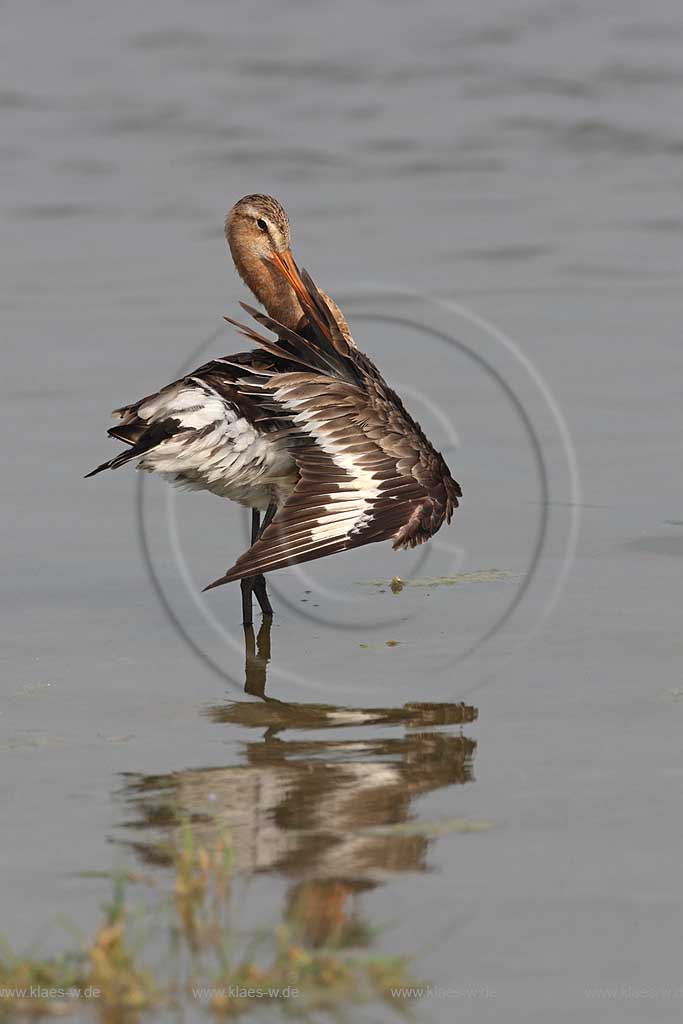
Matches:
[233,248,304,330]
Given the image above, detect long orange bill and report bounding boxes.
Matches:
[270,250,331,341]
[270,250,309,305]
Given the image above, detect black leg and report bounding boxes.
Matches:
[239,509,262,626]
[261,501,277,532]
[251,507,261,546]
[253,574,272,617]
[246,503,277,620]
[241,577,254,627]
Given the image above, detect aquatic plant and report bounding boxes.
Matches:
[0,824,422,1020]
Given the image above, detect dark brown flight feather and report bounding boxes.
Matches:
[204,271,461,589]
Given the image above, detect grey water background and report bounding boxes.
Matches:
[2,0,682,1019]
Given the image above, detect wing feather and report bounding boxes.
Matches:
[204,376,427,587]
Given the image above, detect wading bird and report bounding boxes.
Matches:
[87,195,461,625]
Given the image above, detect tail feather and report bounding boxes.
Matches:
[107,422,146,445]
[85,449,138,478]
[85,417,182,479]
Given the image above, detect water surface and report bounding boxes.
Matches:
[2,1,682,1020]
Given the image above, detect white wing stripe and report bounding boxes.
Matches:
[276,388,382,542]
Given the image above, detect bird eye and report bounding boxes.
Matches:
[256,218,268,232]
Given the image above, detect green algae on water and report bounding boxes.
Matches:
[360,569,517,589]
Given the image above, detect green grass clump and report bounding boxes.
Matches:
[0,945,88,1016]
[1,824,422,1020]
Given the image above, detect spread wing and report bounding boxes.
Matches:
[203,266,461,589]
[204,364,460,588]
[204,373,422,587]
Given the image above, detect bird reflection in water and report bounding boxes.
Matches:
[120,640,478,954]
[242,618,273,700]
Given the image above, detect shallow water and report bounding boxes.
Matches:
[2,0,683,1019]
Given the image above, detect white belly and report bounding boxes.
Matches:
[134,383,298,509]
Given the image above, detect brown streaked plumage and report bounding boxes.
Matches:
[87,194,461,622]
